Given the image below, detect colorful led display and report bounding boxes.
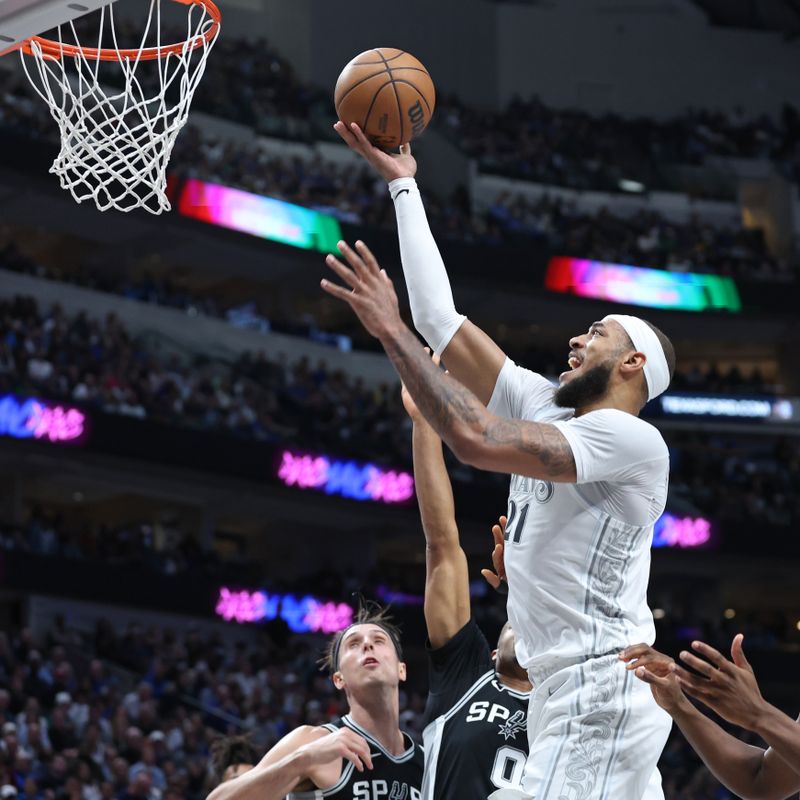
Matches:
[545,257,741,312]
[652,514,712,548]
[0,395,86,443]
[215,588,353,632]
[277,449,415,504]
[174,178,342,253]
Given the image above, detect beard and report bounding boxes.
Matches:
[554,359,614,409]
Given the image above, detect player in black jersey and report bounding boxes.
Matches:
[401,367,532,800]
[207,605,424,800]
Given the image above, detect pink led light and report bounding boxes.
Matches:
[26,402,85,442]
[277,450,414,504]
[215,588,354,632]
[278,451,328,489]
[654,515,711,548]
[365,468,415,504]
[303,600,355,634]
[215,588,268,623]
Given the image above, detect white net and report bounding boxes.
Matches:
[19,0,220,214]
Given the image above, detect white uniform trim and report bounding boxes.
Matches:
[342,714,420,762]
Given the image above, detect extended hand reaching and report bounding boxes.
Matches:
[321,240,403,340]
[671,634,770,730]
[333,121,417,182]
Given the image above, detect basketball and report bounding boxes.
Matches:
[334,48,435,150]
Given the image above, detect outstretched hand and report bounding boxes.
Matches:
[333,121,417,182]
[321,240,403,340]
[670,634,769,730]
[481,516,507,590]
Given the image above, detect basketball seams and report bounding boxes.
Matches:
[335,68,390,109]
[375,49,404,146]
[391,80,433,116]
[336,49,432,148]
[361,79,394,134]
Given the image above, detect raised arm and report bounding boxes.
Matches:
[321,241,576,482]
[333,121,507,404]
[635,666,800,800]
[206,726,372,800]
[401,369,470,649]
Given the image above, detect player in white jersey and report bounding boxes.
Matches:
[324,122,677,800]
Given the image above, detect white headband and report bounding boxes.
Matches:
[605,314,670,401]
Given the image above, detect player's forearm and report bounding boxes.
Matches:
[382,323,491,462]
[382,324,574,480]
[389,178,466,354]
[753,705,800,775]
[671,704,778,798]
[207,750,311,800]
[412,421,458,548]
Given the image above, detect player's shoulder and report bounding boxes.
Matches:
[576,409,667,456]
[292,723,336,743]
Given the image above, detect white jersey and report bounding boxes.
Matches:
[487,358,669,677]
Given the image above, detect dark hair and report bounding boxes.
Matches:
[321,601,402,675]
[210,734,259,783]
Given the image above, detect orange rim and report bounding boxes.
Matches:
[20,0,220,61]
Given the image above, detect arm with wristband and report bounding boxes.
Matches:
[333,120,507,405]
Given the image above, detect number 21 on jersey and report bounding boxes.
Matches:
[505,499,529,544]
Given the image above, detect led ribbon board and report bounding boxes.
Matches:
[174,178,342,253]
[652,514,712,549]
[215,588,353,632]
[545,257,741,312]
[277,449,414,504]
[0,395,86,443]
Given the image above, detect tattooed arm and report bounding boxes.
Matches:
[384,325,576,481]
[320,240,577,483]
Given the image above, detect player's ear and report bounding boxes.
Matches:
[398,661,407,683]
[490,649,498,662]
[620,350,646,375]
[331,671,346,691]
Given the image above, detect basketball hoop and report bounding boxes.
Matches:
[18,0,221,214]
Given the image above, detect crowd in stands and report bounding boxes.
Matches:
[484,193,792,281]
[0,289,778,443]
[1,55,797,284]
[437,94,800,193]
[0,605,792,799]
[669,432,800,530]
[1,291,798,532]
[0,294,410,461]
[0,514,222,580]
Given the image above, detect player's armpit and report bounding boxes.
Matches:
[441,320,507,406]
[456,417,577,482]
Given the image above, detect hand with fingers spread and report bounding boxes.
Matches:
[480,516,507,591]
[333,121,417,182]
[671,634,769,730]
[322,240,403,340]
[296,728,374,774]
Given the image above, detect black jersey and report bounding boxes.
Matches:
[421,619,530,800]
[288,714,424,800]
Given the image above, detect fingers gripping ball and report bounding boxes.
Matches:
[334,48,435,149]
